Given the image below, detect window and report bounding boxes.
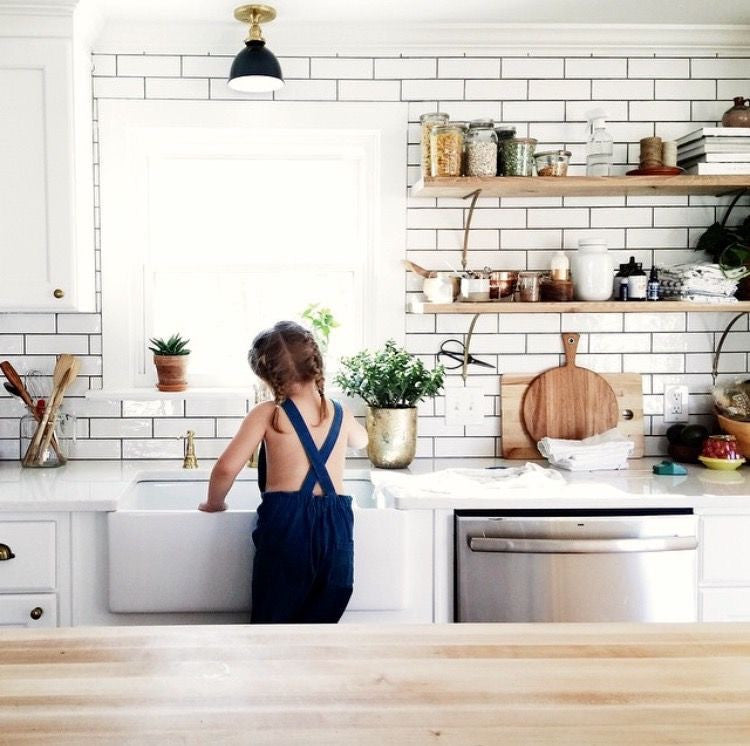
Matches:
[99,101,406,390]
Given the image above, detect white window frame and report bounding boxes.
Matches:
[98,100,406,393]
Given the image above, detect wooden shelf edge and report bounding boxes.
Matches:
[410,175,750,198]
[408,300,750,314]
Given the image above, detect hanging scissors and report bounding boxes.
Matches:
[437,339,495,370]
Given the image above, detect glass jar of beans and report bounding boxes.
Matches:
[464,119,498,177]
[420,112,449,178]
[430,124,464,177]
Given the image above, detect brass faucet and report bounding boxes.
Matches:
[182,430,198,469]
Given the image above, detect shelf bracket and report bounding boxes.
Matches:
[461,313,481,383]
[461,189,482,273]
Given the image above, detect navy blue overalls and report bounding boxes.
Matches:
[251,399,354,624]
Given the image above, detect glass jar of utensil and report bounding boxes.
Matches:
[21,412,76,468]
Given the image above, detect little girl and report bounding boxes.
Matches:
[199,320,368,624]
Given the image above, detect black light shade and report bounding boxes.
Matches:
[228,40,284,93]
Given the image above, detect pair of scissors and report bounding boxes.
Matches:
[437,339,495,370]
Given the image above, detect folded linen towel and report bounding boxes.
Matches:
[537,428,635,472]
[371,463,565,503]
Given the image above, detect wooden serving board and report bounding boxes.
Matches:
[502,371,644,459]
[522,333,619,443]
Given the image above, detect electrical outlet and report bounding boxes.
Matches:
[445,386,485,426]
[664,385,689,423]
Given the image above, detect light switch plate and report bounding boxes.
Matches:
[445,385,485,426]
[664,384,689,423]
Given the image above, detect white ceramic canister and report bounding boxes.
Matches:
[571,238,614,301]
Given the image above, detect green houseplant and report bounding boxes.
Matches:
[301,303,339,354]
[148,333,191,392]
[335,340,445,468]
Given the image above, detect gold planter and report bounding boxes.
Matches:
[366,407,417,469]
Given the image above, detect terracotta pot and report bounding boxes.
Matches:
[721,97,750,128]
[153,355,188,392]
[366,407,417,469]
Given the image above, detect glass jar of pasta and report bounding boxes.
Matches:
[419,112,449,178]
[430,124,464,177]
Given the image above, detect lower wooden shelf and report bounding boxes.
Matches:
[409,300,750,314]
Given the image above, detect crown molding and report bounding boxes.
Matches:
[0,0,79,15]
[93,20,750,56]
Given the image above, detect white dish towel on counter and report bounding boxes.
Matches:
[537,428,634,472]
[371,463,565,504]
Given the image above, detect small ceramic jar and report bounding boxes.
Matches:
[571,238,614,302]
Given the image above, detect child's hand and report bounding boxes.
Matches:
[198,501,227,512]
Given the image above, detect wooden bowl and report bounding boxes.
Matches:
[716,413,750,458]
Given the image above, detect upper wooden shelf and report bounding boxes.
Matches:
[409,300,750,314]
[411,175,750,199]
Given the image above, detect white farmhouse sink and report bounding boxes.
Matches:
[108,472,408,614]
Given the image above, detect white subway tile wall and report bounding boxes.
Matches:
[1,50,749,460]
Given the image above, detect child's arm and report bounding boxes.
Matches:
[345,407,369,451]
[198,402,273,512]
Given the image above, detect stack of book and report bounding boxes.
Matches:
[676,127,750,174]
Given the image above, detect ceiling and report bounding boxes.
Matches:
[97,0,749,26]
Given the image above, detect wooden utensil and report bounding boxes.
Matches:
[402,259,436,279]
[521,333,619,443]
[36,359,79,462]
[1,360,65,462]
[23,355,77,466]
[502,372,644,459]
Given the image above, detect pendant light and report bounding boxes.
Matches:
[228,4,284,93]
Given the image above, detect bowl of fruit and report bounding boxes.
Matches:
[698,434,745,471]
[666,423,709,464]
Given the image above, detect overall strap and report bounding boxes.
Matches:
[298,401,343,497]
[281,399,342,497]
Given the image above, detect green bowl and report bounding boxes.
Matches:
[698,455,746,471]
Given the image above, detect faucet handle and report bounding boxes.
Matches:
[182,429,198,469]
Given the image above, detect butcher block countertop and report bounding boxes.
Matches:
[1,623,749,745]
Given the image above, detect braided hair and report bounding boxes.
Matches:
[249,321,327,432]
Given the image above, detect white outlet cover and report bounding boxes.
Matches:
[663,384,689,423]
[445,385,485,427]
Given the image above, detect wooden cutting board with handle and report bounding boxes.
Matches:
[502,366,644,459]
[522,332,619,442]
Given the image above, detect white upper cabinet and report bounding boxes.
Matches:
[0,31,93,311]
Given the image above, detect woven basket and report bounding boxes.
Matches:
[713,311,750,457]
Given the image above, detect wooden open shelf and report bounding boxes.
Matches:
[409,300,750,314]
[411,175,750,199]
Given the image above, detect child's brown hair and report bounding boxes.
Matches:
[249,321,327,431]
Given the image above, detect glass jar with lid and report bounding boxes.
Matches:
[465,119,498,177]
[430,124,464,177]
[499,137,537,176]
[420,112,449,178]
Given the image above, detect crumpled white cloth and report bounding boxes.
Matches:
[537,428,635,472]
[371,463,565,502]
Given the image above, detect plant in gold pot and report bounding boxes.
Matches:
[149,334,191,392]
[335,340,444,469]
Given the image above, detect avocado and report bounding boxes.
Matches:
[680,424,709,447]
[666,424,686,445]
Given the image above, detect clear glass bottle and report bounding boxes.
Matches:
[586,110,614,176]
[419,112,449,178]
[21,412,76,468]
[430,124,464,177]
[464,119,498,177]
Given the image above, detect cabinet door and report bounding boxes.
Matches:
[0,38,77,310]
[0,594,57,628]
[700,589,750,622]
[700,515,750,584]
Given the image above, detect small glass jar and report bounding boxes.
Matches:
[500,137,537,176]
[430,124,464,177]
[21,412,76,468]
[420,112,449,178]
[465,119,498,177]
[534,149,572,177]
[517,271,542,302]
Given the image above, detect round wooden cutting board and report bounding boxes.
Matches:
[522,332,619,442]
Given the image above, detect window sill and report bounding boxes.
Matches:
[84,388,253,402]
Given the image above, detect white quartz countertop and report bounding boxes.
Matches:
[0,457,748,512]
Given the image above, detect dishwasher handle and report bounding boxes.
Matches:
[468,535,698,554]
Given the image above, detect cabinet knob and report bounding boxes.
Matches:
[0,543,15,561]
[30,607,43,621]
[53,288,65,299]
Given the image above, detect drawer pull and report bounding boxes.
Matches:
[0,543,15,561]
[30,607,43,620]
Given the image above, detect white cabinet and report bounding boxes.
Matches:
[0,520,56,592]
[0,28,93,310]
[0,594,57,628]
[700,589,750,622]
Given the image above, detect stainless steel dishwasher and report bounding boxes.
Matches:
[455,509,698,622]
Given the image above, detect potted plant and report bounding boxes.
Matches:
[148,334,191,392]
[335,340,445,469]
[301,303,339,355]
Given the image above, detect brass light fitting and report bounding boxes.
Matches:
[228,4,284,93]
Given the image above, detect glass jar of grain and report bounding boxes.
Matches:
[420,112,449,178]
[465,119,498,177]
[500,137,537,176]
[430,124,464,177]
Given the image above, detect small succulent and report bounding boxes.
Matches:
[148,333,191,356]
